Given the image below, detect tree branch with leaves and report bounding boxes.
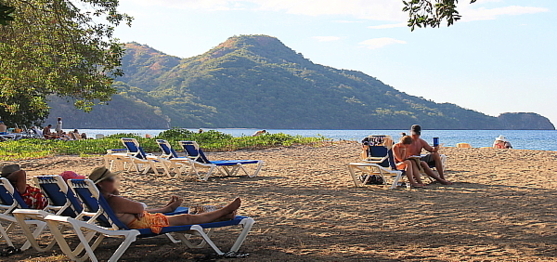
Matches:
[403,0,477,31]
[0,0,132,127]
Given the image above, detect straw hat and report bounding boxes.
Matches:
[89,166,119,184]
[495,135,507,142]
[1,164,21,177]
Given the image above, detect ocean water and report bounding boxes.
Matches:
[78,129,557,151]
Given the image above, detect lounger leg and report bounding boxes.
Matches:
[0,221,15,247]
[348,165,363,187]
[249,161,264,178]
[229,217,255,253]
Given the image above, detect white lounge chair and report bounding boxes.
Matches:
[179,141,263,181]
[43,179,254,261]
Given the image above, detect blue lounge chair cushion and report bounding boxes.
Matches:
[210,160,261,166]
[136,216,249,237]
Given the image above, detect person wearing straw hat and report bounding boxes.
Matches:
[493,135,513,149]
[89,167,241,234]
[1,164,47,209]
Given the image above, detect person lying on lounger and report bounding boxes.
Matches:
[89,167,241,233]
[1,164,48,209]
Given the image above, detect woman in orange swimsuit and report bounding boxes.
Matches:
[393,135,426,188]
[89,167,240,233]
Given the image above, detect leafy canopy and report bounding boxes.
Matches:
[403,0,477,31]
[0,0,132,127]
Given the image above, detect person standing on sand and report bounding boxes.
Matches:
[89,167,241,233]
[407,124,451,182]
[55,117,63,135]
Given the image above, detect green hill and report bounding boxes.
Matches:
[46,35,554,130]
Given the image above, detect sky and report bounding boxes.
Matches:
[114,0,557,126]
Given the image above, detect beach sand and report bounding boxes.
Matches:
[3,142,557,261]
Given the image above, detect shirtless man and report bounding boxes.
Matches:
[407,125,451,183]
[90,167,240,233]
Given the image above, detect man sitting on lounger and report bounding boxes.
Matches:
[90,167,240,233]
[407,125,451,183]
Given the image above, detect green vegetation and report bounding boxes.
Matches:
[0,0,132,127]
[403,0,477,31]
[46,35,553,130]
[0,129,327,161]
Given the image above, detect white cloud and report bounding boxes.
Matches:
[461,5,550,22]
[368,22,406,29]
[359,38,406,49]
[123,0,406,21]
[313,36,341,42]
[123,0,549,23]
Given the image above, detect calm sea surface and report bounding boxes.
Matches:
[78,129,557,151]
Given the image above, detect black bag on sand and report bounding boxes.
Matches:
[359,174,384,185]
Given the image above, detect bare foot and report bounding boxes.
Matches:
[411,183,426,188]
[441,180,453,185]
[222,198,241,214]
[166,196,184,211]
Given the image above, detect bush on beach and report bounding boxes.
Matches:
[0,128,327,161]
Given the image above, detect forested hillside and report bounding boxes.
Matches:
[46,35,554,130]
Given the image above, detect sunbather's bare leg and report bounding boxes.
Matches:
[431,152,445,179]
[403,160,423,187]
[420,162,452,185]
[167,198,241,226]
[411,161,424,185]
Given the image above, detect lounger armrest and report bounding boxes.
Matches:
[13,209,52,221]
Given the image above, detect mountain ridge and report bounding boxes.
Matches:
[45,35,555,130]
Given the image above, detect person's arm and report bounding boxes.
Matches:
[6,170,27,193]
[421,139,437,152]
[107,195,145,215]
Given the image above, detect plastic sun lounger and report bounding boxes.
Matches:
[104,148,130,172]
[12,175,84,252]
[179,141,264,181]
[348,146,410,190]
[43,179,254,262]
[156,139,192,177]
[0,178,48,251]
[121,138,170,176]
[361,135,393,166]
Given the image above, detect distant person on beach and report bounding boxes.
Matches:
[0,121,7,134]
[89,166,241,234]
[69,129,81,140]
[252,130,267,137]
[81,133,88,139]
[43,124,53,139]
[55,117,63,134]
[393,135,426,188]
[1,164,47,209]
[493,135,513,149]
[407,124,450,182]
[198,129,204,134]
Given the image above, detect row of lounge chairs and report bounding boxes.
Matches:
[104,138,264,181]
[0,175,254,261]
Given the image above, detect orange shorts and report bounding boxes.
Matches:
[128,211,169,234]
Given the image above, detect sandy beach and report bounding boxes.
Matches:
[3,142,557,261]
